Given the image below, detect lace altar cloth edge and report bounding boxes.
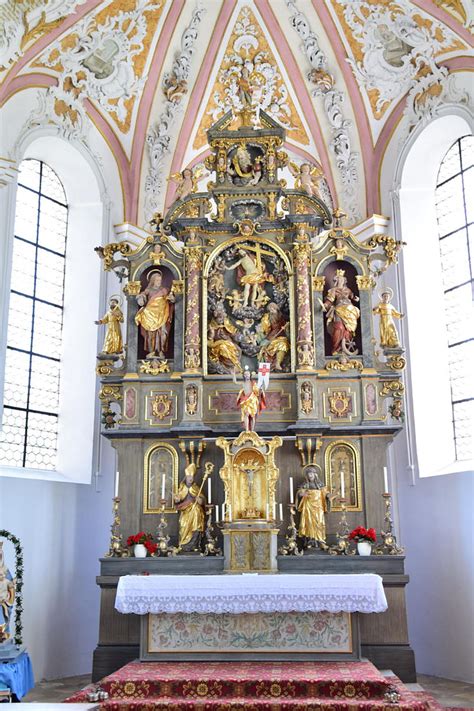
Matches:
[115,573,387,615]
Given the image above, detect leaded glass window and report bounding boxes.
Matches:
[435,135,474,463]
[0,160,68,470]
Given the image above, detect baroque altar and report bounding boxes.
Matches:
[93,110,414,682]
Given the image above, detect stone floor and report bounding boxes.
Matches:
[21,671,474,707]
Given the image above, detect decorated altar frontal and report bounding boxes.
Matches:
[115,574,386,661]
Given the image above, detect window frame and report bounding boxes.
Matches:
[2,159,68,471]
[434,136,473,464]
[0,134,109,485]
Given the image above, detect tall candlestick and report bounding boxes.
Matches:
[215,505,219,523]
[383,467,388,493]
[289,477,294,504]
[340,469,345,499]
[228,505,232,522]
[279,503,283,521]
[222,503,225,521]
[272,502,276,520]
[266,503,270,519]
[114,470,119,498]
[161,473,166,501]
[207,476,212,504]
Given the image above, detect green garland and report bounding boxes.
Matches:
[0,530,23,646]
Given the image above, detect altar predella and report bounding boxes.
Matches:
[93,110,414,681]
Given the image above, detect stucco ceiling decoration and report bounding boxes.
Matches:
[0,0,87,77]
[33,0,165,134]
[329,0,468,121]
[192,6,311,152]
[434,0,474,30]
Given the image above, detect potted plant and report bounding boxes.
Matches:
[348,526,377,556]
[126,532,157,558]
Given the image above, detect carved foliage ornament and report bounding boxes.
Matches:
[285,0,360,221]
[145,4,206,220]
[37,0,165,133]
[151,394,172,421]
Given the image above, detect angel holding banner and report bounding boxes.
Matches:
[236,365,268,432]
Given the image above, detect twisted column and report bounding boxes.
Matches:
[293,229,315,369]
[184,245,202,372]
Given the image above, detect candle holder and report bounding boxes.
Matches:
[155,498,175,557]
[374,493,404,555]
[279,504,302,556]
[329,498,354,556]
[202,505,222,556]
[104,497,129,558]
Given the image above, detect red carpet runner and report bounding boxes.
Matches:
[65,660,452,710]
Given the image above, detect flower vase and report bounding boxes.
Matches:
[357,541,372,556]
[133,544,147,558]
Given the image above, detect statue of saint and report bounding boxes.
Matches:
[237,368,266,432]
[229,145,254,182]
[135,271,175,358]
[258,302,290,371]
[226,247,271,308]
[373,288,404,348]
[321,269,360,355]
[95,296,124,355]
[296,466,331,549]
[208,306,242,373]
[0,542,16,645]
[174,463,206,551]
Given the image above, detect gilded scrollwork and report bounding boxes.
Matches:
[99,384,122,429]
[380,379,405,399]
[387,355,406,372]
[123,280,141,296]
[139,359,170,375]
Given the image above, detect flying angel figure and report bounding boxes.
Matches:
[168,164,208,201]
[288,161,324,199]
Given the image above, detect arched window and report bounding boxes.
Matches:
[435,136,473,463]
[0,159,68,470]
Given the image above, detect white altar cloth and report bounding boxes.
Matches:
[115,573,387,615]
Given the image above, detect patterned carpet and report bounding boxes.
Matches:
[64,660,467,709]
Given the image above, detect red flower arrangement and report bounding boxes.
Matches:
[348,526,377,543]
[126,532,153,547]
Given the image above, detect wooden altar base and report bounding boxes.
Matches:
[66,660,447,710]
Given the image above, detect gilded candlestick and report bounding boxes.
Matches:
[202,504,222,556]
[279,504,302,556]
[105,497,129,558]
[329,497,353,556]
[155,498,175,557]
[374,493,404,555]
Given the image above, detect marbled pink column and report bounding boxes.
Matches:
[294,237,315,368]
[184,246,202,371]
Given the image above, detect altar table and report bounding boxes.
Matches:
[116,574,387,661]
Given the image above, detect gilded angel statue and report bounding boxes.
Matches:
[289,161,324,199]
[168,164,208,201]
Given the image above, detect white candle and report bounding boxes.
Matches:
[266,503,270,519]
[228,505,232,522]
[161,473,166,500]
[340,469,345,499]
[383,467,388,493]
[279,503,283,521]
[222,503,225,520]
[272,502,276,520]
[215,505,219,523]
[289,477,294,504]
[207,477,212,504]
[114,470,119,498]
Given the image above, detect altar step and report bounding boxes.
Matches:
[65,661,448,710]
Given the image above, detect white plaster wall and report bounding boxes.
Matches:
[386,108,474,682]
[0,439,114,680]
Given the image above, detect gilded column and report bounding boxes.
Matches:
[293,227,315,369]
[184,244,203,372]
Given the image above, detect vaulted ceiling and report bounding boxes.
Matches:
[1,0,472,226]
